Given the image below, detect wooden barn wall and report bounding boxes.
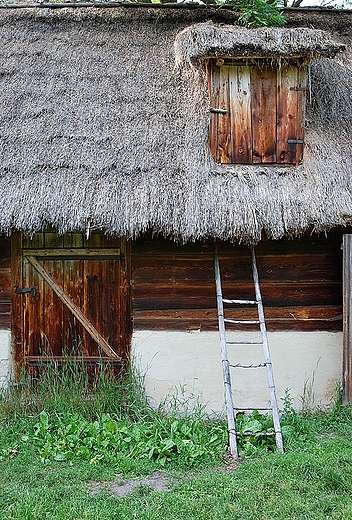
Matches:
[0,237,11,331]
[132,234,343,332]
[0,233,344,335]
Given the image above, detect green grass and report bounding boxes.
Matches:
[1,368,352,519]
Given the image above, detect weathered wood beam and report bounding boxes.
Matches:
[23,248,121,259]
[343,234,352,402]
[11,232,23,375]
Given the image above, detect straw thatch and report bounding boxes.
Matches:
[174,22,344,64]
[0,6,351,243]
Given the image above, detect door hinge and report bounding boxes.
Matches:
[15,285,39,298]
[290,87,307,91]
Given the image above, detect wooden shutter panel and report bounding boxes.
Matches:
[208,60,306,166]
[251,65,277,163]
[229,65,252,164]
[209,63,252,164]
[209,65,232,164]
[277,65,306,165]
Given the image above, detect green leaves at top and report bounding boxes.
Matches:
[217,0,286,28]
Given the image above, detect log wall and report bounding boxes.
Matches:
[0,233,344,335]
[132,233,343,332]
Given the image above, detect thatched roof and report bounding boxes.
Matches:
[0,6,351,243]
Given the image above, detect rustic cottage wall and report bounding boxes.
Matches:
[132,234,344,412]
[0,6,350,399]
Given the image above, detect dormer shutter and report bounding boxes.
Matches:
[208,60,307,165]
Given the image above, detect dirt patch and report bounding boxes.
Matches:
[90,456,242,498]
[90,471,172,498]
[219,452,244,472]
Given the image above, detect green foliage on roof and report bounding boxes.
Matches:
[216,0,286,27]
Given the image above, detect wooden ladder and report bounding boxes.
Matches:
[214,243,284,458]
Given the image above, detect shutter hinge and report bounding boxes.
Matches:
[210,107,228,114]
[287,139,304,145]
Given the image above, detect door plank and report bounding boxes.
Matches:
[11,233,23,371]
[43,259,64,356]
[63,258,85,355]
[343,234,352,402]
[27,256,120,360]
[23,256,44,358]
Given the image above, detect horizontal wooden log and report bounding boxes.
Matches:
[132,255,341,284]
[0,238,11,306]
[132,232,346,257]
[133,282,341,309]
[0,311,11,330]
[0,237,11,262]
[133,306,342,332]
[0,273,11,300]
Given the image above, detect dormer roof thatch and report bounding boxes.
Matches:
[0,6,351,243]
[174,22,345,64]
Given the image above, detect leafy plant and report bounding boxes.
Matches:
[236,410,276,456]
[216,0,285,28]
[32,411,227,467]
[234,0,285,28]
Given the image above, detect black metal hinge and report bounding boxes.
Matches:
[15,286,38,298]
[287,139,304,145]
[210,107,228,114]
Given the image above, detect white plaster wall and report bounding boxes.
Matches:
[0,331,12,388]
[133,330,342,414]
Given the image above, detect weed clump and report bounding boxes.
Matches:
[0,364,227,468]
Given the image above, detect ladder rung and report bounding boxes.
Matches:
[234,407,272,412]
[227,341,263,345]
[236,432,275,437]
[230,363,266,369]
[223,298,258,305]
[224,319,261,325]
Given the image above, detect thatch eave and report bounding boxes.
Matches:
[175,22,345,65]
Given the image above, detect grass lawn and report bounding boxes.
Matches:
[1,370,352,519]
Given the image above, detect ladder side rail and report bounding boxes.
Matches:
[250,246,284,453]
[214,244,238,458]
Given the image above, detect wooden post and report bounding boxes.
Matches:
[11,232,23,377]
[343,234,352,403]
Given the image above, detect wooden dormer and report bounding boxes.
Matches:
[207,58,307,165]
[175,22,344,167]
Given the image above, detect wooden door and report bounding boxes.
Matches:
[13,232,131,373]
